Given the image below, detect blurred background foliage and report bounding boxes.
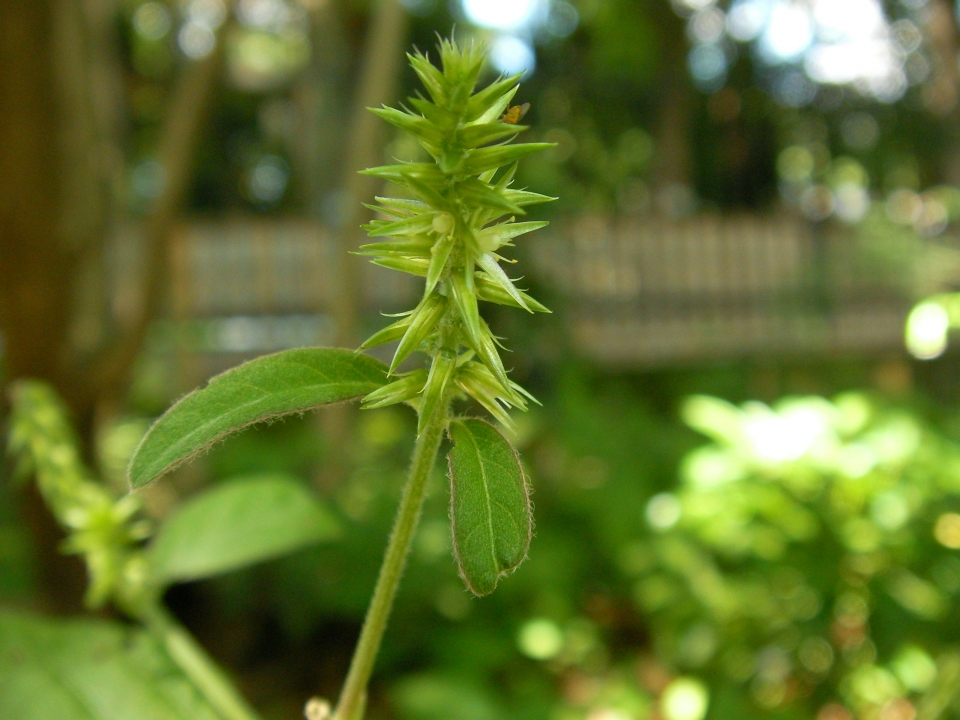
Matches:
[10,0,960,719]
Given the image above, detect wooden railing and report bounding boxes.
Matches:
[155,213,916,368]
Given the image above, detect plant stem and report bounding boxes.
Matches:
[332,404,448,720]
[141,603,262,720]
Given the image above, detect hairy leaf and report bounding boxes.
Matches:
[448,418,532,596]
[149,474,338,584]
[0,610,222,720]
[128,348,387,488]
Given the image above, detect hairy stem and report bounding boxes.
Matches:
[332,402,448,720]
[141,603,262,720]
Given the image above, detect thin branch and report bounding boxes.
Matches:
[91,41,223,402]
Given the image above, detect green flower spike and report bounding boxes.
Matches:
[359,38,554,431]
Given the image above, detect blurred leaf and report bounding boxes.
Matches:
[886,571,946,620]
[128,348,387,488]
[391,674,500,720]
[149,474,340,584]
[448,418,531,596]
[0,609,221,720]
[586,0,659,84]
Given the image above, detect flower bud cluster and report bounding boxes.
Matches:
[8,381,152,612]
[358,39,554,431]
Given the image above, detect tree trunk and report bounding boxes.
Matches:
[0,0,78,393]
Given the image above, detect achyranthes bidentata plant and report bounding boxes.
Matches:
[6,37,552,720]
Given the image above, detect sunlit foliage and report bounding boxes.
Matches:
[634,393,960,718]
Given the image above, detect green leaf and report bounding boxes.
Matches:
[149,474,340,584]
[128,348,387,488]
[0,609,223,720]
[447,418,532,596]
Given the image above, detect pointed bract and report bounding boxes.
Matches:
[362,370,428,409]
[419,353,456,434]
[390,293,446,373]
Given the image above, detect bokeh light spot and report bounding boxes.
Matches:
[661,678,709,720]
[727,0,768,41]
[647,493,682,529]
[799,636,834,673]
[462,0,543,31]
[893,646,937,692]
[133,2,172,40]
[490,35,536,77]
[248,154,289,204]
[759,1,814,63]
[777,145,815,183]
[179,22,216,58]
[905,302,949,360]
[935,512,960,549]
[688,44,727,90]
[517,618,564,659]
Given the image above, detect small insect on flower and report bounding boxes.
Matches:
[501,102,531,125]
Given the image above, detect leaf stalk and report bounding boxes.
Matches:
[142,603,262,720]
